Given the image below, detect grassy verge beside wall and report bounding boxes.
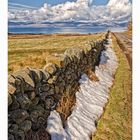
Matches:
[92,34,132,140]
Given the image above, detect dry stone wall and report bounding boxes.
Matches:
[8,32,110,140]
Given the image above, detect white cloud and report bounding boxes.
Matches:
[8,0,132,26]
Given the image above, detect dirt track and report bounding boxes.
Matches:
[113,32,132,69]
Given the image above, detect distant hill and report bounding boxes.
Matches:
[8,21,35,26]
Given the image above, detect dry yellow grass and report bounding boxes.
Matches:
[8,33,103,74]
[56,92,76,127]
[92,34,132,140]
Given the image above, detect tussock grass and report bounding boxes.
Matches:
[93,34,132,140]
[8,34,103,74]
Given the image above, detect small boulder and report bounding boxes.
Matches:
[54,86,59,94]
[8,133,15,140]
[45,97,55,110]
[32,105,45,117]
[37,117,46,128]
[60,55,71,67]
[27,91,36,100]
[44,63,57,75]
[19,120,32,132]
[8,94,13,106]
[16,94,31,110]
[8,84,16,95]
[13,69,35,90]
[9,96,20,110]
[48,76,57,84]
[30,110,39,123]
[40,70,50,82]
[15,130,25,140]
[9,109,29,124]
[47,88,55,96]
[39,84,50,92]
[8,75,16,84]
[9,124,18,134]
[30,97,39,108]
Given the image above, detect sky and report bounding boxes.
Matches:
[8,0,132,26]
[9,0,110,7]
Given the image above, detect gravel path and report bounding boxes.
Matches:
[114,32,132,69]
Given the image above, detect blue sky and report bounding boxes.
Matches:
[8,0,132,24]
[9,0,110,7]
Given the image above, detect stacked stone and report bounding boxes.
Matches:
[8,32,109,140]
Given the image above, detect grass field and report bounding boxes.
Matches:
[93,34,132,140]
[8,33,103,74]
